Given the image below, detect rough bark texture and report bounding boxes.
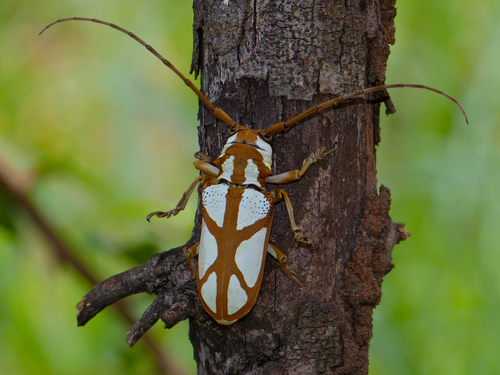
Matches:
[76,0,409,374]
[189,0,399,373]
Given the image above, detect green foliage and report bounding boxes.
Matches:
[1,1,197,374]
[371,0,500,374]
[1,1,498,374]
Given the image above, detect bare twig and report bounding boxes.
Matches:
[0,157,190,375]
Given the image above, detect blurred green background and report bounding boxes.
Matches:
[0,0,497,374]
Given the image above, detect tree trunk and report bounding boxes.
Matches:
[188,0,402,373]
[76,1,408,374]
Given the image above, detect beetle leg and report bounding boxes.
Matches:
[183,243,199,279]
[271,189,311,244]
[194,160,220,177]
[266,142,337,184]
[147,175,203,221]
[267,243,303,287]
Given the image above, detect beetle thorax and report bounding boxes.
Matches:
[213,129,273,188]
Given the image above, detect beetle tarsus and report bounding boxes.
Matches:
[146,209,179,222]
[313,146,335,162]
[183,244,199,279]
[278,260,303,288]
[194,151,213,162]
[293,231,312,244]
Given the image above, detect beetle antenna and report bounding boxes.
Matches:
[263,84,468,137]
[39,17,238,131]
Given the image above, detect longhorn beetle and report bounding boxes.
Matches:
[40,18,468,325]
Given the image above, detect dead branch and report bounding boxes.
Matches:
[75,247,200,347]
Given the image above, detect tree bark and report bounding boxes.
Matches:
[76,0,409,374]
[189,0,402,373]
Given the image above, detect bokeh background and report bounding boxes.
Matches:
[0,0,497,374]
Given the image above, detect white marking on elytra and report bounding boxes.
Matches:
[198,220,219,279]
[216,155,236,184]
[223,0,229,6]
[267,244,277,259]
[202,184,228,227]
[236,190,270,230]
[242,159,261,187]
[235,227,268,287]
[201,272,218,313]
[227,274,248,315]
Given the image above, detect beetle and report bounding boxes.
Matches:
[40,17,468,325]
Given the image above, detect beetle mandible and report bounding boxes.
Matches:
[40,17,468,325]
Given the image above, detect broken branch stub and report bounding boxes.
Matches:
[76,247,200,346]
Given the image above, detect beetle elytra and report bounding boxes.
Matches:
[41,17,468,325]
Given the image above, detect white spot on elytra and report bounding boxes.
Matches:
[235,227,267,287]
[227,275,248,315]
[201,272,218,313]
[202,184,228,227]
[199,220,218,279]
[237,190,270,230]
